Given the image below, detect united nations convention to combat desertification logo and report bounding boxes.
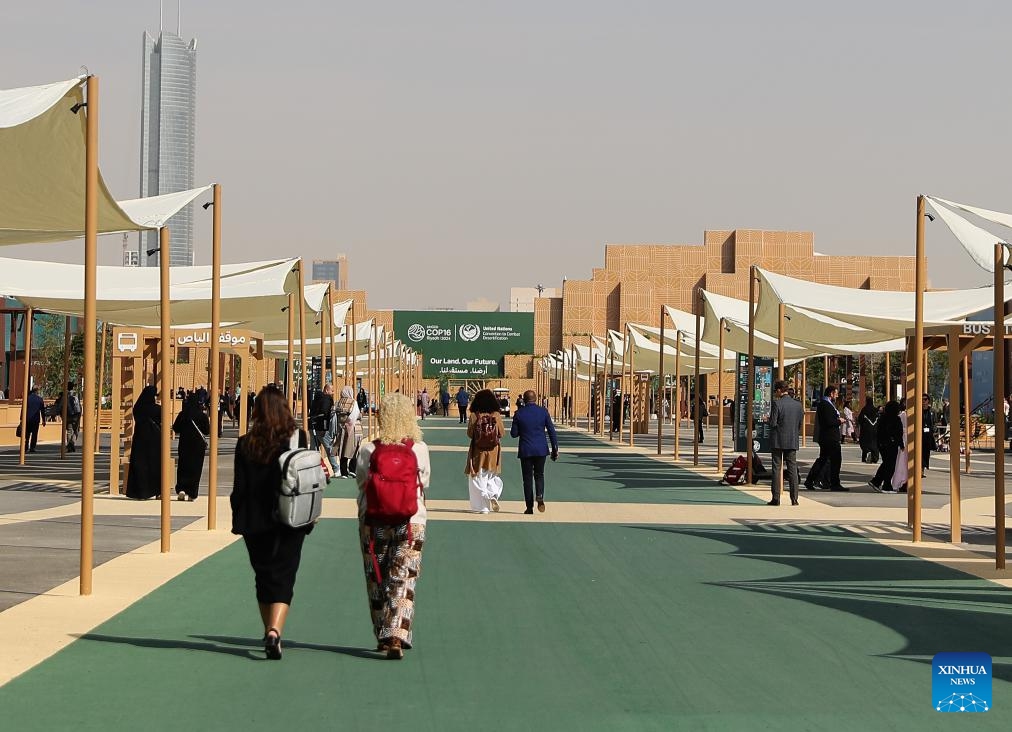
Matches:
[458,323,481,342]
[933,653,991,712]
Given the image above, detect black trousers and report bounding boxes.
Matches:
[872,444,900,488]
[26,420,41,451]
[821,439,843,487]
[520,455,547,509]
[458,405,467,423]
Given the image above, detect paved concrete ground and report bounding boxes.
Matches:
[0,415,1009,729]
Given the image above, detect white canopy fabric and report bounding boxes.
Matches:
[700,290,813,358]
[263,319,378,358]
[0,256,335,336]
[925,196,1011,273]
[699,289,905,358]
[0,77,210,244]
[756,268,1003,339]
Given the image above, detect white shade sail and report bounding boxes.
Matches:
[0,256,333,336]
[756,268,1004,339]
[925,196,1010,273]
[0,77,210,244]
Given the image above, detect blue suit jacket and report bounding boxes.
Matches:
[509,403,558,458]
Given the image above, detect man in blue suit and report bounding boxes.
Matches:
[510,390,559,514]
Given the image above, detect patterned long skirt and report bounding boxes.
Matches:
[359,522,426,646]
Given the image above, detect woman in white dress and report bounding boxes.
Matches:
[465,388,504,513]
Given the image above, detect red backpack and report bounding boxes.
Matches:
[364,439,421,526]
[473,413,500,450]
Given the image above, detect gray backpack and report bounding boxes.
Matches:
[276,431,327,528]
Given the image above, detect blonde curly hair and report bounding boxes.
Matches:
[375,392,423,444]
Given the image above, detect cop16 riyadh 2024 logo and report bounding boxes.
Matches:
[406,322,481,343]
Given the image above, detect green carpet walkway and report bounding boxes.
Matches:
[1,420,1009,730]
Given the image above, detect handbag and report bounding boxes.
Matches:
[191,420,209,447]
[16,423,22,438]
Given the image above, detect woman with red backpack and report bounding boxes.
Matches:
[465,388,504,513]
[356,392,431,660]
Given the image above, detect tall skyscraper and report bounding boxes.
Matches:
[139,23,197,267]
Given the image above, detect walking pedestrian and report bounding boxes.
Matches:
[768,380,803,506]
[857,396,879,463]
[810,385,848,491]
[24,386,46,453]
[921,393,936,476]
[310,384,335,451]
[465,389,504,513]
[172,393,210,502]
[509,390,559,514]
[65,381,82,452]
[419,389,431,420]
[336,385,361,477]
[356,392,430,660]
[455,386,470,423]
[126,385,162,500]
[869,400,904,494]
[231,386,315,660]
[440,389,451,417]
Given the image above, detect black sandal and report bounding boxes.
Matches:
[264,627,282,660]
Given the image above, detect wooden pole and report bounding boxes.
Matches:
[329,287,338,391]
[297,261,309,434]
[885,351,891,402]
[95,322,107,454]
[657,307,666,455]
[777,302,785,381]
[345,301,353,388]
[80,75,99,595]
[60,316,70,459]
[18,308,34,466]
[912,195,926,543]
[993,244,1006,569]
[286,293,294,415]
[623,328,631,449]
[693,301,702,467]
[208,183,222,530]
[608,340,615,441]
[801,358,807,447]
[962,355,971,474]
[674,332,681,462]
[947,334,961,544]
[746,266,756,484]
[717,319,725,472]
[109,356,121,495]
[158,227,172,553]
[586,334,593,431]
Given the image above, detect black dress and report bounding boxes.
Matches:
[231,430,312,605]
[172,406,210,499]
[126,387,163,500]
[858,406,879,462]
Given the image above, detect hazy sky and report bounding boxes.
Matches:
[4,1,1012,310]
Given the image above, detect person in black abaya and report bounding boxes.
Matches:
[172,393,211,502]
[126,385,163,500]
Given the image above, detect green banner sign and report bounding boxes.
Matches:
[393,311,535,378]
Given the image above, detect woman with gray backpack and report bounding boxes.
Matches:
[232,385,316,660]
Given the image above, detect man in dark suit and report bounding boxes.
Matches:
[510,390,559,514]
[25,386,46,453]
[768,379,803,506]
[814,385,848,491]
